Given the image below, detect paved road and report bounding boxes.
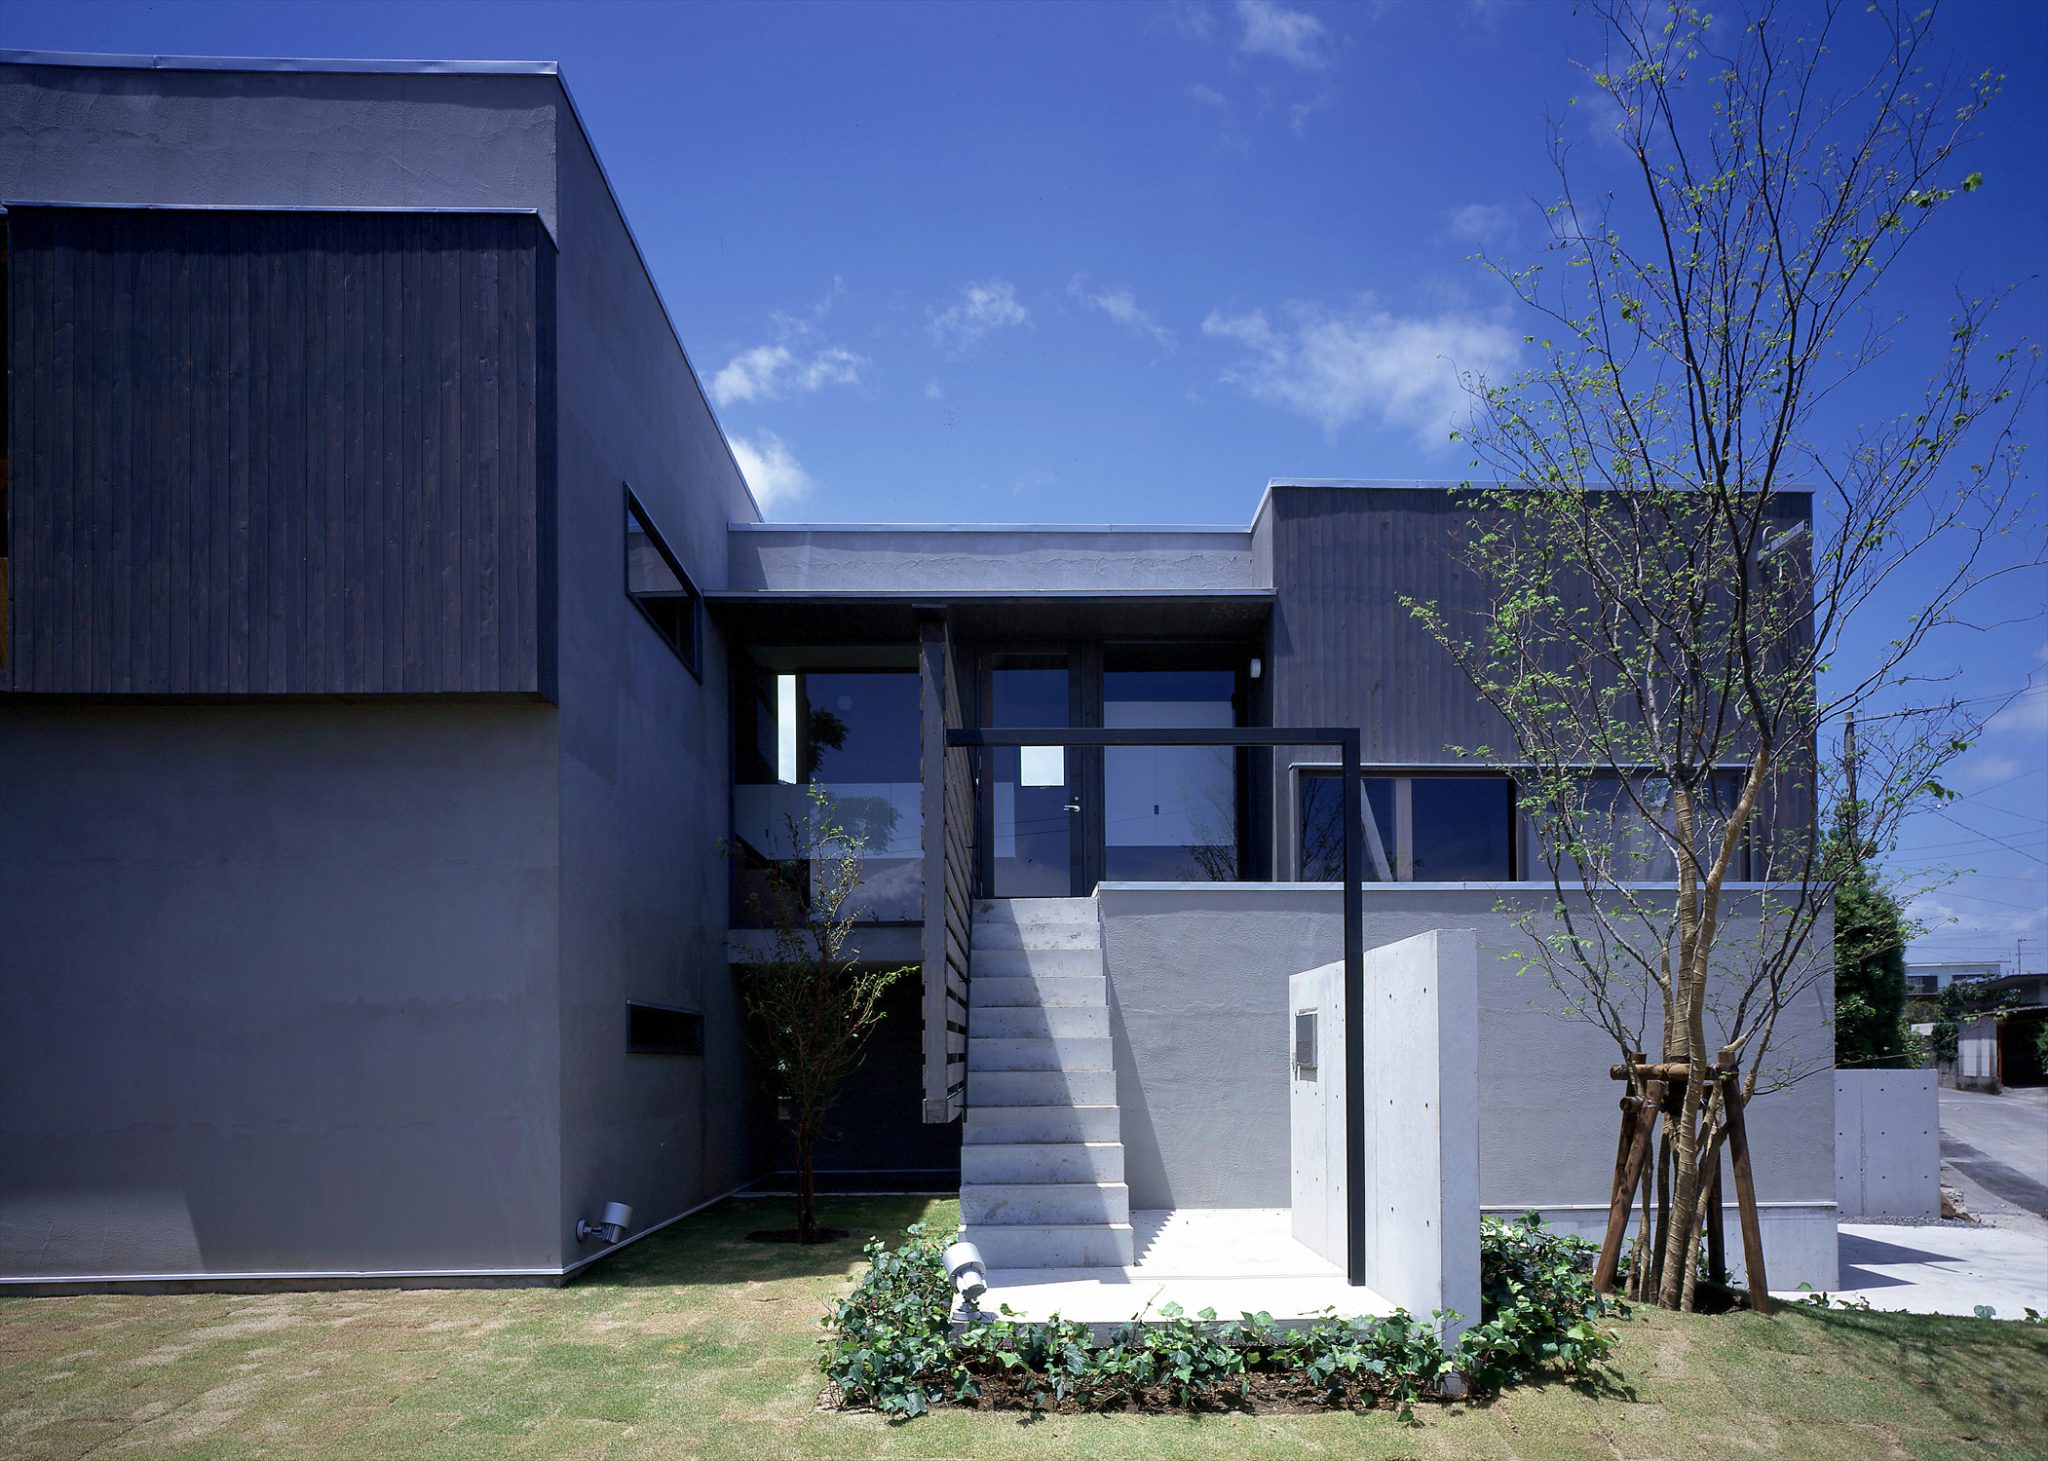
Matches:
[1939,1085,2048,1222]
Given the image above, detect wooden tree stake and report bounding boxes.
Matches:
[1593,1077,1666,1294]
[1717,1053,1771,1315]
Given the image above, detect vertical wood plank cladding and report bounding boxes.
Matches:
[1266,483,1815,854]
[1269,488,1508,765]
[4,207,550,697]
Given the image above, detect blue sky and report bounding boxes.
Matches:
[8,0,2045,969]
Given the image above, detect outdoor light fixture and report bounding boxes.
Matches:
[1249,656,1263,679]
[577,1201,634,1245]
[943,1239,988,1308]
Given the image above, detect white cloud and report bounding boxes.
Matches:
[1447,202,1514,244]
[729,431,813,515]
[929,279,1030,352]
[1960,752,2024,785]
[1202,298,1519,444]
[1985,685,2048,738]
[1236,0,1331,70]
[1187,82,1229,108]
[1069,277,1176,350]
[924,379,944,400]
[709,307,867,409]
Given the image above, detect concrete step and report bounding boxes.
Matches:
[961,1142,1125,1185]
[962,1222,1136,1269]
[968,1036,1113,1073]
[968,975,1106,1009]
[964,1105,1121,1145]
[968,1068,1117,1107]
[961,1182,1130,1226]
[973,898,1099,925]
[970,946,1103,980]
[970,1005,1108,1040]
[971,922,1101,952]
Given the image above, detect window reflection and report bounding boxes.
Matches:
[1103,647,1243,882]
[733,649,922,925]
[1299,772,1514,882]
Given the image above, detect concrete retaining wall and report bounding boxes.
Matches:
[1098,882,1838,1291]
[1835,1071,1940,1219]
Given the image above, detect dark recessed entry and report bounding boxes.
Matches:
[627,1001,704,1056]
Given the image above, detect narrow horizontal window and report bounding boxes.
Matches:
[627,1001,703,1056]
[625,488,702,677]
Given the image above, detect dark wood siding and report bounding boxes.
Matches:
[1264,484,1814,871]
[3,207,554,696]
[1267,487,1511,765]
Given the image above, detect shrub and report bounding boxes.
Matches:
[819,1223,964,1417]
[821,1212,1617,1418]
[1458,1211,1619,1387]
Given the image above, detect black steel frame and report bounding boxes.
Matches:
[946,724,1367,1287]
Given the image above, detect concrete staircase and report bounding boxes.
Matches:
[960,897,1134,1269]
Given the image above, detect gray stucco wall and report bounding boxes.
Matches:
[0,60,560,232]
[726,525,1257,593]
[547,104,766,1258]
[1096,883,1834,1217]
[0,702,563,1279]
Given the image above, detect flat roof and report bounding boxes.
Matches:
[0,50,560,76]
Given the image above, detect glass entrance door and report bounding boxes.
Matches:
[986,653,1074,896]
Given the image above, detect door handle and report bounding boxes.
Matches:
[1064,800,1082,814]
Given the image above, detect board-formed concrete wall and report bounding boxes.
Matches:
[1290,933,1483,1339]
[1097,882,1838,1291]
[546,76,768,1270]
[1288,961,1345,1264]
[1835,1071,1940,1219]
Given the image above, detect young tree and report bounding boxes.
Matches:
[735,784,912,1243]
[1833,856,1912,1070]
[1410,0,2039,1310]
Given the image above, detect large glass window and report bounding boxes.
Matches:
[1299,772,1515,882]
[733,647,922,924]
[1103,645,1243,881]
[625,489,701,677]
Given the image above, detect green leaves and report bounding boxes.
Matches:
[823,1217,1618,1418]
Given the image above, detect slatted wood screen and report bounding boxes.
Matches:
[919,609,974,1122]
[2,206,555,696]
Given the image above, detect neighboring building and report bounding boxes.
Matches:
[1905,960,2001,997]
[0,52,1839,1292]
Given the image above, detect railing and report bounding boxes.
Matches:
[946,724,1370,1287]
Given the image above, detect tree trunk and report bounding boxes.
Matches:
[795,1125,818,1243]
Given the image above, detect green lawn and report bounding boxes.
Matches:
[2,1195,2043,1460]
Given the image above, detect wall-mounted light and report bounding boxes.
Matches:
[1249,657,1263,680]
[577,1200,635,1245]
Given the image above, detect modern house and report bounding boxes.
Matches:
[1904,960,2001,997]
[0,52,1839,1295]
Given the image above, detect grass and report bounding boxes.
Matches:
[2,1195,2044,1460]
